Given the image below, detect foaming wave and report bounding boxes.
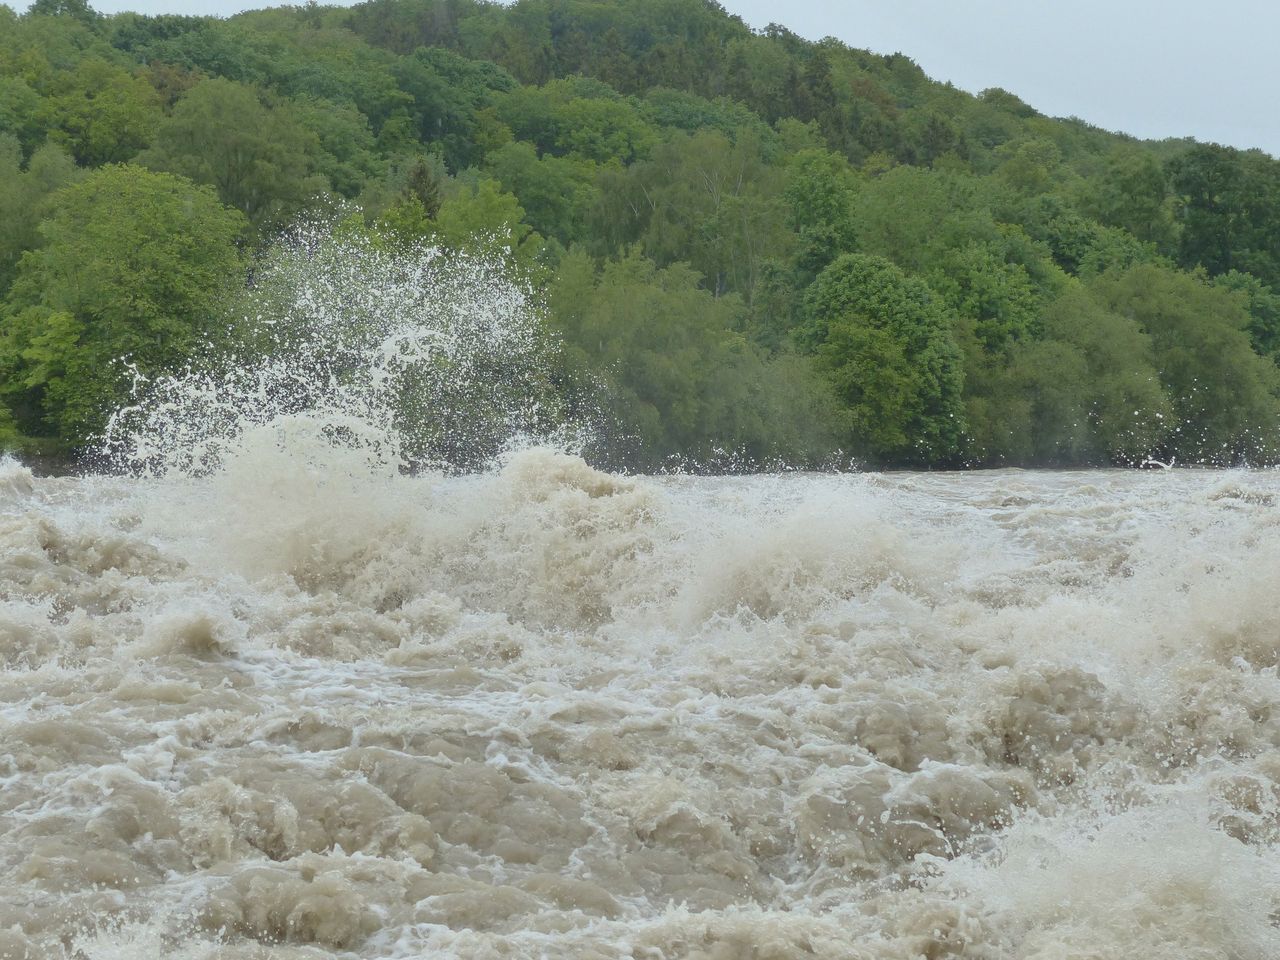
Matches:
[0,455,35,499]
[98,219,570,479]
[930,789,1280,958]
[5,464,1280,958]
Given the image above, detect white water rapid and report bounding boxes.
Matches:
[2,233,1278,959]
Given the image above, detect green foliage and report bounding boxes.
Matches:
[1214,270,1280,360]
[431,177,542,263]
[491,77,656,164]
[0,137,80,298]
[0,401,21,451]
[453,0,749,96]
[851,166,996,273]
[995,137,1061,194]
[1168,143,1280,289]
[404,154,443,217]
[1082,148,1177,251]
[43,56,159,165]
[391,44,515,168]
[484,140,598,245]
[549,249,837,467]
[623,129,791,298]
[375,172,549,277]
[28,0,100,25]
[140,79,330,229]
[1035,285,1171,462]
[141,77,327,228]
[289,95,384,198]
[1028,200,1163,278]
[0,75,47,153]
[928,242,1041,351]
[1091,264,1280,463]
[0,164,246,444]
[640,88,774,147]
[964,284,1171,465]
[784,148,859,280]
[345,0,485,56]
[802,254,966,464]
[3,0,1280,468]
[374,194,435,243]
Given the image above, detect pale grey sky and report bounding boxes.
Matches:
[723,0,1280,156]
[14,0,1279,156]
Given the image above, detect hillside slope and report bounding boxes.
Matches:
[3,0,1280,467]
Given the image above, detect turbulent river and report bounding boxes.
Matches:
[3,456,1280,959]
[4,231,1280,958]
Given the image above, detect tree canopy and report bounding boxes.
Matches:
[1,0,1278,467]
[0,164,246,443]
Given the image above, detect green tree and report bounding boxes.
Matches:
[346,0,482,55]
[484,140,598,246]
[374,175,548,277]
[995,137,1061,194]
[1167,143,1244,278]
[1091,264,1280,463]
[723,33,800,123]
[491,77,656,164]
[1083,148,1177,250]
[784,147,859,280]
[405,154,443,218]
[968,284,1172,465]
[1167,144,1280,288]
[42,57,161,165]
[1033,284,1171,462]
[928,241,1041,351]
[1028,201,1162,278]
[1214,270,1280,360]
[0,76,46,154]
[628,129,791,299]
[27,0,100,24]
[431,177,543,264]
[802,254,966,464]
[390,44,515,168]
[0,137,79,298]
[142,77,327,228]
[640,88,775,146]
[2,0,1278,469]
[0,165,247,445]
[289,95,384,199]
[851,165,996,273]
[549,248,836,467]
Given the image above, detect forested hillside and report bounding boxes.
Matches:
[4,0,1280,468]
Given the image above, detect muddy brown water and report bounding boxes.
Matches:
[2,452,1279,959]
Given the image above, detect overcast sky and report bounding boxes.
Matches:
[15,0,1278,156]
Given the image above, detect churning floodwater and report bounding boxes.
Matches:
[3,233,1280,959]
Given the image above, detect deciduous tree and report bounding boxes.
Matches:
[802,253,966,463]
[0,165,246,444]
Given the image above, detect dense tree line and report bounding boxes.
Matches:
[2,0,1280,468]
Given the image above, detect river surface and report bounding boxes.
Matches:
[2,452,1278,959]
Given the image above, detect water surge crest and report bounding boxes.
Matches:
[98,220,569,479]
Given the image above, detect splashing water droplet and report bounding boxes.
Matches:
[97,217,577,478]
